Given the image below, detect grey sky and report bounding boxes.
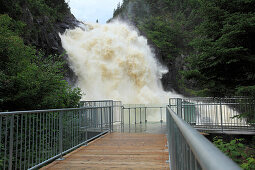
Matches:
[67,0,122,23]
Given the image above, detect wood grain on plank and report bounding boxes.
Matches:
[41,132,169,170]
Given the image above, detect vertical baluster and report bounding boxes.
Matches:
[24,114,27,170]
[145,107,147,123]
[19,115,23,169]
[50,113,53,158]
[39,113,42,164]
[8,115,14,170]
[35,114,38,165]
[160,107,163,123]
[58,111,64,160]
[85,109,88,144]
[128,108,130,126]
[15,115,19,169]
[28,114,31,168]
[140,107,142,124]
[47,112,50,159]
[3,116,8,170]
[101,108,103,132]
[135,108,136,124]
[220,101,223,133]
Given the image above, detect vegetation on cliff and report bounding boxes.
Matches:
[0,1,81,111]
[213,137,255,169]
[184,0,255,97]
[0,0,78,55]
[113,0,255,99]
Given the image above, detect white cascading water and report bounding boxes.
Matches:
[60,21,179,104]
[60,21,246,125]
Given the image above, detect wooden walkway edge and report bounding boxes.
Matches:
[41,133,169,169]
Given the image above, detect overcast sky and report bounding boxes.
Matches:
[67,0,122,23]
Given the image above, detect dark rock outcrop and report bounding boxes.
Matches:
[19,5,81,85]
[21,7,80,56]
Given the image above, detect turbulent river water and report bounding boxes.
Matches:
[60,21,180,104]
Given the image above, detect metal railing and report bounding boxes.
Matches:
[169,98,255,132]
[166,106,240,170]
[80,100,123,129]
[0,104,113,170]
[121,104,167,125]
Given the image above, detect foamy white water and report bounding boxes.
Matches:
[60,21,180,104]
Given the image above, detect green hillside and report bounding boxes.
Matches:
[0,0,81,111]
[113,0,255,98]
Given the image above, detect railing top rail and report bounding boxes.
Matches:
[122,106,166,109]
[172,102,252,106]
[170,97,253,100]
[80,100,114,102]
[0,106,112,116]
[182,97,249,99]
[166,106,240,170]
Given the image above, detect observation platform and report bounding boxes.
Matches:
[1,99,248,169]
[41,132,169,169]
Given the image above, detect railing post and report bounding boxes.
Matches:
[140,107,142,124]
[85,109,88,146]
[177,98,182,118]
[135,108,136,124]
[109,106,112,132]
[220,100,224,133]
[8,115,14,170]
[101,108,103,132]
[121,106,124,132]
[160,107,163,123]
[121,106,124,126]
[145,107,147,123]
[129,108,130,126]
[111,101,114,132]
[58,111,64,160]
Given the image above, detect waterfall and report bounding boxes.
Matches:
[60,21,179,104]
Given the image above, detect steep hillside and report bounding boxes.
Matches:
[0,0,82,111]
[112,0,255,98]
[0,0,79,55]
[112,0,201,94]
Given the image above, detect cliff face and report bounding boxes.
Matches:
[0,0,81,84]
[0,0,81,55]
[21,7,80,56]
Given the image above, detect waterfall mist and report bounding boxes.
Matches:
[60,21,179,104]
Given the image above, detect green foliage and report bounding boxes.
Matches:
[236,86,255,99]
[213,137,255,168]
[0,0,72,55]
[184,0,255,97]
[113,0,200,61]
[0,0,70,22]
[140,17,181,60]
[213,137,246,164]
[0,14,81,111]
[114,0,255,99]
[241,157,255,170]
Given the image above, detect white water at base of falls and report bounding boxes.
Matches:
[60,21,181,104]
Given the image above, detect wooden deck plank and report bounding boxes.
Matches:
[41,133,169,169]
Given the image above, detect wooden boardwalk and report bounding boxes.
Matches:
[41,133,169,169]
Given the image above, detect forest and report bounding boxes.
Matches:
[113,0,255,98]
[0,0,81,111]
[0,0,255,169]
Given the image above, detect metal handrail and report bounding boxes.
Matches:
[0,106,112,115]
[166,106,240,170]
[121,105,167,125]
[0,104,114,170]
[169,98,255,132]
